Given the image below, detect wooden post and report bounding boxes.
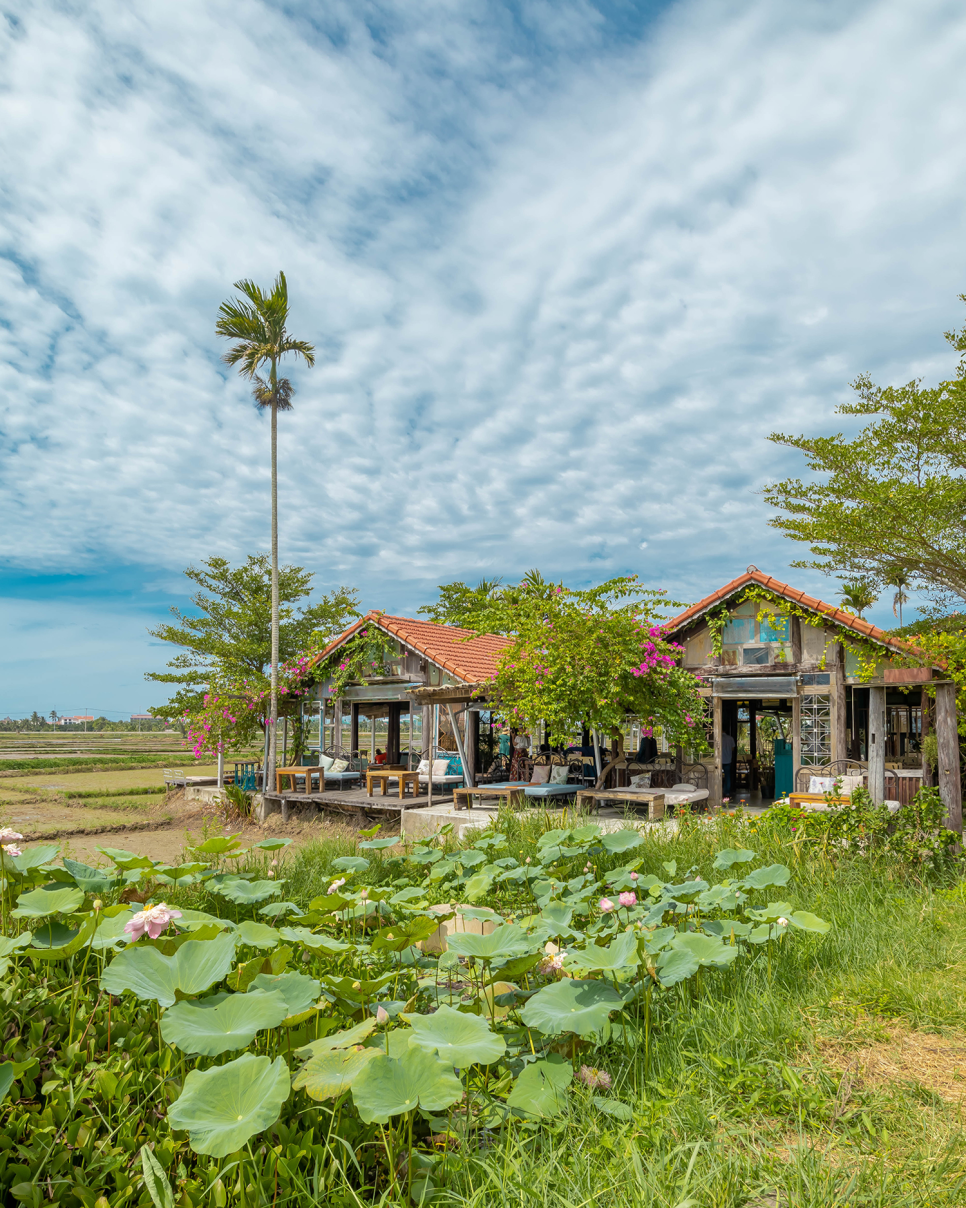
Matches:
[711,695,723,808]
[749,704,758,792]
[868,685,886,805]
[790,615,802,665]
[421,704,432,761]
[792,693,802,795]
[467,708,479,785]
[936,681,962,832]
[831,642,847,765]
[921,688,934,788]
[447,704,474,788]
[350,703,359,759]
[282,717,288,767]
[387,704,401,765]
[333,697,344,753]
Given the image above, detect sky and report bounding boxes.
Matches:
[2,0,966,716]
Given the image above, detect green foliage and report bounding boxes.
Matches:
[765,304,966,606]
[166,1053,291,1157]
[146,553,357,724]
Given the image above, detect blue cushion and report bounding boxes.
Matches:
[325,770,360,781]
[524,784,578,798]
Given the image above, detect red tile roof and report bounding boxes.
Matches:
[664,567,912,653]
[310,611,511,684]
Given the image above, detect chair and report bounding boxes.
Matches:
[233,762,258,792]
[417,758,464,791]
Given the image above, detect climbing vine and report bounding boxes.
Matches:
[314,620,399,701]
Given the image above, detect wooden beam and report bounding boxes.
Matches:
[831,642,847,764]
[349,703,359,759]
[868,685,886,805]
[921,687,934,788]
[467,709,479,785]
[711,696,723,808]
[790,615,802,664]
[446,704,474,788]
[936,681,962,832]
[792,693,802,795]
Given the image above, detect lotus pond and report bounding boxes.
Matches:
[3,808,966,1208]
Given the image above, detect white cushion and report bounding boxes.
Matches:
[809,776,835,794]
[839,774,864,794]
[630,773,651,788]
[416,759,431,776]
[432,759,451,778]
[318,754,334,771]
[329,758,349,773]
[671,782,694,791]
[550,765,569,784]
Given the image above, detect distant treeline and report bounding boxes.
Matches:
[0,713,177,733]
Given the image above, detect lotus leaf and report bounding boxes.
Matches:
[13,884,85,918]
[249,970,320,1017]
[669,931,738,968]
[600,829,646,854]
[712,848,757,869]
[293,1046,381,1100]
[297,1017,378,1058]
[211,878,283,905]
[251,838,292,852]
[520,979,624,1037]
[194,833,243,855]
[371,916,442,952]
[100,930,236,1008]
[29,917,96,960]
[401,1004,506,1065]
[389,887,428,906]
[62,857,118,895]
[97,847,154,871]
[176,909,234,933]
[259,901,301,919]
[351,1047,462,1123]
[567,931,639,973]
[464,869,495,902]
[540,902,576,935]
[788,910,831,934]
[161,990,290,1055]
[155,862,209,886]
[167,1053,290,1157]
[457,906,502,922]
[741,864,792,889]
[235,920,280,950]
[4,845,59,879]
[506,1054,572,1118]
[655,947,701,986]
[358,836,400,850]
[663,879,710,901]
[0,932,32,975]
[88,906,136,951]
[445,923,535,962]
[323,972,396,1001]
[332,856,369,872]
[701,919,753,940]
[278,927,351,954]
[746,923,778,944]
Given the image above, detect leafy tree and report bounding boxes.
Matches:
[146,555,357,724]
[455,574,706,748]
[765,308,966,607]
[216,272,316,777]
[419,571,560,633]
[838,577,877,618]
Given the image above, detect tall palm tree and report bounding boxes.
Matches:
[886,568,911,626]
[216,273,315,781]
[839,576,878,618]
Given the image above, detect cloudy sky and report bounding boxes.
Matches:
[1,0,965,716]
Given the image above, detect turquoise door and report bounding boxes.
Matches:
[773,739,793,798]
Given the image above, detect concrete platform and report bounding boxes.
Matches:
[398,799,677,841]
[255,787,456,825]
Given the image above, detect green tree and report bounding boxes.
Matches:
[454,574,706,748]
[146,555,357,724]
[765,309,966,607]
[887,567,911,625]
[216,272,316,778]
[419,570,560,633]
[838,577,878,618]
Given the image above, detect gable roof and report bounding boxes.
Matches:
[664,568,911,654]
[310,611,511,685]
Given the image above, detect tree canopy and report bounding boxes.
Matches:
[146,555,357,723]
[765,306,966,607]
[418,570,561,633]
[444,574,706,746]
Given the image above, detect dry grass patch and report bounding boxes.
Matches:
[817,1025,966,1105]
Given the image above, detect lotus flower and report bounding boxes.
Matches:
[327,878,347,895]
[630,871,639,880]
[777,917,789,927]
[577,1065,612,1090]
[598,897,615,913]
[618,892,637,908]
[0,828,23,845]
[375,1005,390,1024]
[1,845,22,858]
[123,902,182,941]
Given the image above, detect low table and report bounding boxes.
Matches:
[366,768,420,799]
[454,783,528,811]
[575,788,666,821]
[276,766,308,793]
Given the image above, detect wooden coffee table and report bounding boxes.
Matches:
[366,768,419,799]
[575,788,666,820]
[453,783,528,811]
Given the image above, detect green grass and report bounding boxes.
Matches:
[264,810,966,1206]
[0,754,175,772]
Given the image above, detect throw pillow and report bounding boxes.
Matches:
[432,759,451,778]
[630,773,651,788]
[550,765,569,784]
[530,765,552,785]
[416,759,431,776]
[318,754,334,772]
[330,758,349,773]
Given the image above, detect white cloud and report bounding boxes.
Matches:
[2,0,966,647]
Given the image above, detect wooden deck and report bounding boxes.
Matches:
[260,787,455,823]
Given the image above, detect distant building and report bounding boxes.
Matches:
[59,715,95,726]
[130,714,154,722]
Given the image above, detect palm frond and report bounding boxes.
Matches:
[252,375,295,411]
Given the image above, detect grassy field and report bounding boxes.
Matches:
[265,812,966,1206]
[0,765,218,793]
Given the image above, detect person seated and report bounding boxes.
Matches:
[374,748,387,765]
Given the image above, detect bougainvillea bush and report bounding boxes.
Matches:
[0,816,834,1208]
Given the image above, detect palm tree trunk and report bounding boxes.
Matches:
[268,398,279,785]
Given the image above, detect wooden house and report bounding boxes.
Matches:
[664,567,961,824]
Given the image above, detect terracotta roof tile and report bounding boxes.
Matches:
[664,569,912,653]
[311,611,511,684]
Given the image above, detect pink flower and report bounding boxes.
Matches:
[2,845,22,858]
[618,892,637,908]
[538,950,567,976]
[630,871,638,881]
[327,878,347,895]
[0,828,24,845]
[375,1005,390,1024]
[599,897,615,913]
[124,902,182,942]
[577,1065,612,1090]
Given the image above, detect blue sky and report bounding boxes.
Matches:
[2,0,966,716]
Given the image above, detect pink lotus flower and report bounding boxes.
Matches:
[577,1065,612,1090]
[2,845,22,858]
[327,877,347,895]
[124,902,182,941]
[599,897,615,913]
[0,828,23,845]
[375,1005,390,1024]
[618,892,637,908]
[630,871,639,881]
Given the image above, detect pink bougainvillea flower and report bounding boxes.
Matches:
[577,1065,612,1090]
[618,892,637,908]
[598,897,615,913]
[124,902,182,942]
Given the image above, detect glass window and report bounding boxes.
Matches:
[742,646,770,665]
